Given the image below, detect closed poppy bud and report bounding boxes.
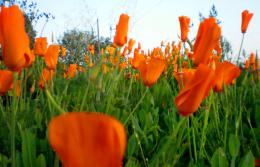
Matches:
[113,14,129,47]
[138,58,166,87]
[127,38,135,53]
[179,16,190,42]
[39,68,55,89]
[0,70,13,95]
[48,112,126,167]
[175,64,215,116]
[249,53,255,65]
[244,60,249,69]
[34,37,48,57]
[0,5,34,71]
[241,10,253,33]
[213,61,241,92]
[193,17,221,65]
[44,45,60,70]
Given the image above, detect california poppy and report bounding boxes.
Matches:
[34,37,48,57]
[44,45,60,70]
[0,5,34,71]
[39,68,55,89]
[249,52,255,65]
[127,38,135,53]
[48,112,126,167]
[175,64,215,116]
[173,68,196,90]
[132,48,145,69]
[88,45,95,55]
[61,46,67,58]
[213,61,241,92]
[0,70,13,95]
[241,10,253,33]
[193,17,221,65]
[138,57,166,87]
[113,14,129,47]
[64,64,77,79]
[179,16,190,42]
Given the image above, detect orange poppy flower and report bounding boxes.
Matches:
[61,46,67,58]
[0,5,34,71]
[241,10,253,33]
[173,68,196,90]
[179,16,190,42]
[121,46,128,57]
[0,70,13,95]
[88,45,95,55]
[34,37,48,57]
[113,14,129,47]
[138,58,166,87]
[249,52,255,65]
[244,60,249,69]
[193,17,221,65]
[48,112,126,167]
[175,64,215,116]
[39,68,55,89]
[132,48,145,69]
[127,38,135,53]
[65,64,77,79]
[44,45,60,70]
[213,61,241,92]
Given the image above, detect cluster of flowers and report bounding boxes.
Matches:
[0,4,255,167]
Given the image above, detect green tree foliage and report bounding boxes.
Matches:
[59,29,111,65]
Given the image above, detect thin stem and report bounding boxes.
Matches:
[45,89,65,114]
[124,87,148,125]
[11,72,18,167]
[237,33,245,65]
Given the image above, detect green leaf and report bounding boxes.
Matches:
[239,151,254,167]
[0,154,9,167]
[36,154,46,167]
[229,134,240,157]
[126,135,137,157]
[21,129,36,167]
[211,148,229,167]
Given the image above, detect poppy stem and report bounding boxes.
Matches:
[237,33,245,65]
[11,72,18,167]
[45,89,65,114]
[124,87,149,125]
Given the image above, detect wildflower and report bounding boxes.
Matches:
[88,45,95,55]
[249,52,255,65]
[213,61,241,92]
[138,57,166,87]
[48,112,126,167]
[179,16,190,42]
[61,46,67,58]
[173,68,196,90]
[64,64,77,79]
[127,38,135,53]
[113,14,129,47]
[0,70,13,95]
[241,10,253,33]
[0,5,34,71]
[34,37,48,57]
[131,49,145,69]
[244,60,249,69]
[193,17,221,65]
[44,45,60,70]
[175,64,215,116]
[39,68,55,89]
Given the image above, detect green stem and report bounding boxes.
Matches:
[11,72,18,167]
[247,116,260,156]
[237,33,245,65]
[124,87,148,125]
[45,89,65,114]
[199,109,209,158]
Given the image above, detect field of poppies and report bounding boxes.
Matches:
[0,3,260,167]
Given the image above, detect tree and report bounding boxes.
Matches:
[59,29,111,65]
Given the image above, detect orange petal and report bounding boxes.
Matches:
[48,112,126,167]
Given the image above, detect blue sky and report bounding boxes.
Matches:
[34,0,260,57]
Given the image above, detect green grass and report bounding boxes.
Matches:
[0,55,259,167]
